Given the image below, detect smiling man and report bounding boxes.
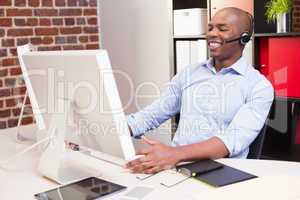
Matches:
[126,7,274,174]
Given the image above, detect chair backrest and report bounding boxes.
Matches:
[247,98,275,159]
[247,121,268,159]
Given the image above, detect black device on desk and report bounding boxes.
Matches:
[176,159,257,187]
[176,159,224,177]
[34,177,126,200]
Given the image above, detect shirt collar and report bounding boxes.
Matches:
[202,56,248,76]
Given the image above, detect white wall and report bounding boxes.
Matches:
[98,0,173,147]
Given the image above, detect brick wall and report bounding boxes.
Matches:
[0,0,99,129]
[293,0,300,31]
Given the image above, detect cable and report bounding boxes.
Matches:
[0,135,52,170]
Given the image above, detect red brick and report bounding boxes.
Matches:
[63,45,84,50]
[15,0,26,6]
[1,38,15,47]
[0,18,12,27]
[0,0,11,6]
[86,44,99,49]
[7,28,33,37]
[66,36,77,43]
[6,9,32,17]
[42,0,53,6]
[2,57,19,66]
[8,118,18,128]
[10,67,22,76]
[65,18,75,26]
[89,0,97,6]
[39,18,51,26]
[27,18,39,26]
[21,116,34,125]
[5,78,16,87]
[60,27,82,34]
[0,121,6,129]
[30,37,54,45]
[83,27,98,34]
[76,18,85,25]
[89,35,98,42]
[0,88,10,97]
[10,48,17,56]
[12,107,33,116]
[42,37,54,44]
[0,30,5,37]
[52,18,63,25]
[14,18,38,26]
[38,46,61,51]
[55,0,65,6]
[0,49,7,57]
[12,108,21,116]
[0,69,8,77]
[17,38,29,46]
[59,9,82,16]
[12,86,27,96]
[55,36,66,44]
[67,0,78,6]
[0,109,10,118]
[83,8,97,16]
[5,98,20,107]
[87,17,97,25]
[79,0,88,6]
[34,9,58,16]
[35,28,59,36]
[28,0,40,7]
[79,35,88,43]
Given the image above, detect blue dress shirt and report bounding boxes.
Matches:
[127,56,274,158]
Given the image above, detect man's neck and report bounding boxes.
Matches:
[213,53,242,72]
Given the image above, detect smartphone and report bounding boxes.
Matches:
[34,177,126,200]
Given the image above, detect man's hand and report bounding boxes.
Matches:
[125,136,183,174]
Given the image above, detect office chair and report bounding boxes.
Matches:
[247,121,268,159]
[247,99,275,159]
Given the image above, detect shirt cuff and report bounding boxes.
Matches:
[215,134,234,158]
[126,114,144,139]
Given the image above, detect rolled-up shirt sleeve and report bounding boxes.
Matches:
[127,75,182,138]
[216,79,274,157]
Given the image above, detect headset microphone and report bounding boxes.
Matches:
[224,32,251,45]
[224,37,242,44]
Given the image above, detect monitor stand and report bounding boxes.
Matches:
[37,99,102,184]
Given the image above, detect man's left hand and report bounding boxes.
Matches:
[125,136,183,174]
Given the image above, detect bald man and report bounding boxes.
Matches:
[126,7,274,174]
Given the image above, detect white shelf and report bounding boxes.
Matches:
[173,34,207,39]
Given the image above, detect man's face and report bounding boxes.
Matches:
[207,11,242,61]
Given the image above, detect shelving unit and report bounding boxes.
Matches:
[171,0,300,161]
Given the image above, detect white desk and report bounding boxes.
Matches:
[1,126,300,200]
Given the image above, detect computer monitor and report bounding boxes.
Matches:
[17,45,136,182]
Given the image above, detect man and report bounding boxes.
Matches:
[126,7,274,174]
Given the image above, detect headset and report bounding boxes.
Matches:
[224,12,254,45]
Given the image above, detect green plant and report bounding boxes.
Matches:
[265,0,292,23]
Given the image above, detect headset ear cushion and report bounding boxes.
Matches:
[240,32,250,45]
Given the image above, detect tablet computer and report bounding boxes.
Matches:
[34,177,126,200]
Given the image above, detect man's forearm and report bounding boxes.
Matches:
[175,137,230,162]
